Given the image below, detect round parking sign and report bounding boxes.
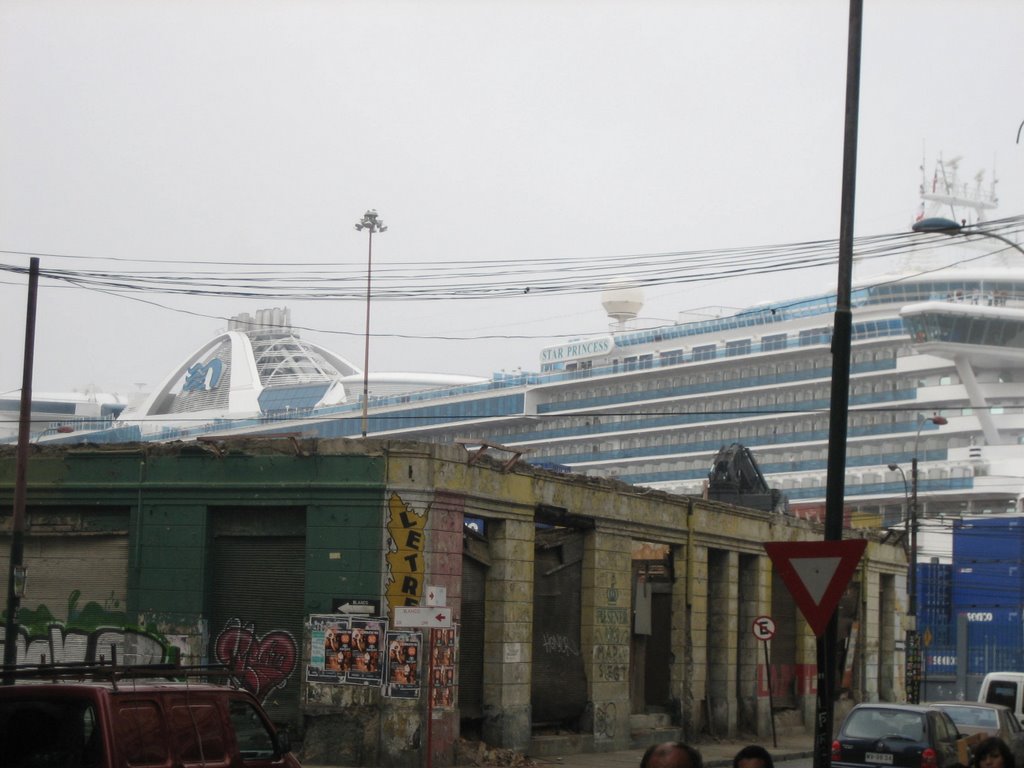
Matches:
[752,615,776,641]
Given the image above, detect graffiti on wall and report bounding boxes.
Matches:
[757,663,817,697]
[214,618,298,701]
[593,701,617,740]
[384,492,429,613]
[594,606,629,682]
[0,590,169,666]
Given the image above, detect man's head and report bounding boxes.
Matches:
[733,745,774,768]
[641,742,703,768]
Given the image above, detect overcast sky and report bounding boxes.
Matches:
[2,0,1023,397]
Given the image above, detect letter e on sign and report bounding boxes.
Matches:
[752,615,776,641]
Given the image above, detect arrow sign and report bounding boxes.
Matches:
[763,540,867,637]
[336,602,375,615]
[332,598,380,615]
[394,606,453,629]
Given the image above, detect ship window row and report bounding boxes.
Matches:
[555,346,900,404]
[538,353,903,414]
[548,318,904,375]
[609,436,979,490]
[904,313,1024,348]
[516,376,922,446]
[606,287,913,352]
[868,280,1024,308]
[522,411,959,467]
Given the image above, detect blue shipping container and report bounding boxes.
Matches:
[917,562,952,611]
[919,608,954,647]
[961,608,1024,675]
[952,561,1024,607]
[954,517,1024,564]
[925,644,957,676]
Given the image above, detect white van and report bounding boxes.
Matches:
[978,672,1024,725]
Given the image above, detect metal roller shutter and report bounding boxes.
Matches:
[209,532,305,735]
[459,553,487,720]
[532,529,588,726]
[0,531,130,665]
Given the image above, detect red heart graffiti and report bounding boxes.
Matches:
[214,620,297,701]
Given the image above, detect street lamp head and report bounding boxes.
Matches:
[923,415,948,427]
[356,209,387,234]
[912,217,965,235]
[887,463,900,472]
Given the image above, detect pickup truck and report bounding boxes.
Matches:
[978,672,1024,726]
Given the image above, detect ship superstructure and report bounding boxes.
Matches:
[23,158,1024,524]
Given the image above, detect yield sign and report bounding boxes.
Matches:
[763,540,867,637]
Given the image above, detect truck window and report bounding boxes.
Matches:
[172,703,229,765]
[986,682,1018,710]
[228,699,277,761]
[114,701,170,766]
[0,699,101,768]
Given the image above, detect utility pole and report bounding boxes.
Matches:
[4,257,40,682]
[816,2,862,767]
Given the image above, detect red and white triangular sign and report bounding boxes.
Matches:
[763,540,867,637]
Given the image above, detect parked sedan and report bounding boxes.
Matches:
[930,702,1024,765]
[832,703,962,768]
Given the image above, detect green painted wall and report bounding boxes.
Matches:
[0,445,390,626]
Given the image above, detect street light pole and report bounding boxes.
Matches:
[912,217,1024,259]
[905,414,947,703]
[354,209,387,439]
[887,463,909,529]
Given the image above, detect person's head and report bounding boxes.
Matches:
[973,737,1014,768]
[641,742,703,768]
[733,745,774,768]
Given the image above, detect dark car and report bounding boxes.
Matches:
[832,703,962,768]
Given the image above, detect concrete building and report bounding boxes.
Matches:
[0,438,908,766]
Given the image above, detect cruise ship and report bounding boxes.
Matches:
[21,158,1024,525]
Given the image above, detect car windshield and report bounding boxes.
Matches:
[844,708,926,741]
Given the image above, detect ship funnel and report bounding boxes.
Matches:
[601,282,644,329]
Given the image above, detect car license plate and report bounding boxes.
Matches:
[865,753,894,764]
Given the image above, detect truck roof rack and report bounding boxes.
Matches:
[0,660,239,690]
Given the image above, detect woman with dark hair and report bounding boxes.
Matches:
[640,742,703,768]
[733,745,774,768]
[973,737,1015,768]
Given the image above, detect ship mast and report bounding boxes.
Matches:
[917,154,998,225]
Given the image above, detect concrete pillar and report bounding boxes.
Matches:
[581,529,632,749]
[684,543,708,738]
[481,519,535,750]
[707,548,738,737]
[737,554,772,738]
[796,607,818,728]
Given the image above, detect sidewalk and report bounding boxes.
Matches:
[532,734,814,768]
[302,733,815,768]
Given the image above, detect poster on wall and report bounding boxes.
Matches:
[430,626,457,708]
[307,615,352,683]
[347,618,385,685]
[384,630,422,699]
